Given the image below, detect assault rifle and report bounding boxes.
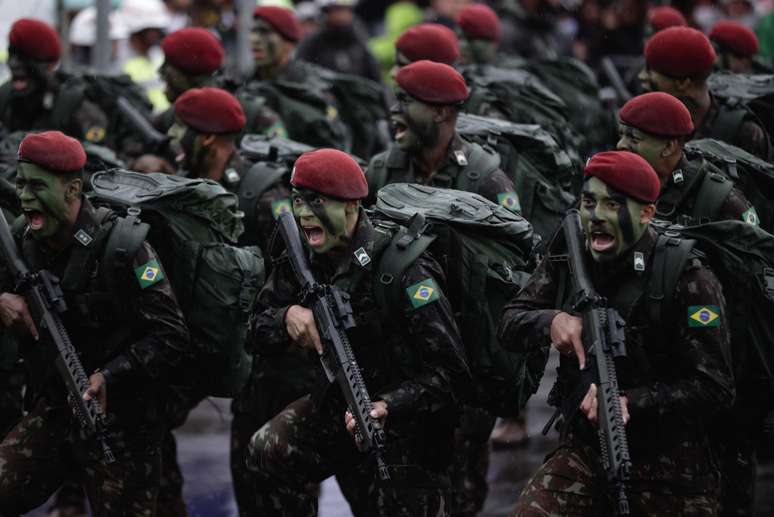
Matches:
[277,211,390,481]
[115,96,169,155]
[563,209,631,515]
[0,212,115,464]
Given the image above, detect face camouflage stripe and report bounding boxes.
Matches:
[135,259,165,289]
[688,305,721,328]
[406,278,440,309]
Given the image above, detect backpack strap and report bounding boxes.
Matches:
[692,171,734,224]
[101,208,151,291]
[647,233,697,332]
[50,80,87,132]
[710,102,748,147]
[61,207,115,292]
[367,147,406,200]
[374,215,437,316]
[455,142,501,195]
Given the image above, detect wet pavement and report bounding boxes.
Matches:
[26,351,774,516]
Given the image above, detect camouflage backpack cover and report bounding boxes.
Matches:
[90,170,264,397]
[649,219,774,404]
[372,183,546,416]
[684,138,774,232]
[456,113,578,244]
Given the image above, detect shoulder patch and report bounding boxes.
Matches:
[497,191,521,212]
[406,278,440,309]
[271,198,292,220]
[85,126,106,143]
[742,207,760,226]
[135,259,165,289]
[688,305,720,328]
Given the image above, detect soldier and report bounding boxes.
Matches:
[617,91,759,226]
[169,86,289,250]
[500,151,734,515]
[639,26,772,161]
[243,6,349,150]
[391,23,460,78]
[0,131,189,515]
[456,3,501,66]
[366,60,516,209]
[709,21,765,74]
[244,148,469,516]
[0,19,108,145]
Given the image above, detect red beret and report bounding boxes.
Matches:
[396,24,460,65]
[649,7,687,32]
[619,92,694,137]
[18,131,86,173]
[9,18,62,62]
[253,6,301,43]
[457,4,501,42]
[584,151,660,203]
[396,60,468,105]
[174,87,246,134]
[710,21,759,57]
[291,149,367,200]
[162,28,224,75]
[645,27,716,79]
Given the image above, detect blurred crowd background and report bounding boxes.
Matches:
[3,0,774,115]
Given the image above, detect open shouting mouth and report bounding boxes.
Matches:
[590,229,616,253]
[302,223,326,247]
[23,208,46,231]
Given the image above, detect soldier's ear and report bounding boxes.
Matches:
[661,138,681,158]
[201,134,217,147]
[640,203,656,224]
[64,178,82,203]
[674,77,692,94]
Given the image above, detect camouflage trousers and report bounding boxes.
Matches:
[246,394,451,517]
[512,441,718,516]
[449,405,496,517]
[0,364,23,438]
[0,398,162,517]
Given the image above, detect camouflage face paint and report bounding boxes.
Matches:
[251,18,284,68]
[616,124,669,180]
[160,62,204,103]
[16,162,73,240]
[580,177,649,263]
[390,88,440,152]
[292,189,351,254]
[458,35,496,65]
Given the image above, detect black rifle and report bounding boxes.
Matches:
[0,212,115,464]
[115,96,170,155]
[277,211,390,481]
[562,209,631,515]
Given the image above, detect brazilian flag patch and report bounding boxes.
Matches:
[271,198,292,220]
[742,207,760,226]
[135,259,164,289]
[497,191,521,213]
[406,278,440,309]
[688,305,721,328]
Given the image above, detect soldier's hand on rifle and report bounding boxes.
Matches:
[550,312,585,368]
[580,383,629,425]
[83,372,107,414]
[0,292,38,340]
[345,400,388,446]
[285,305,323,354]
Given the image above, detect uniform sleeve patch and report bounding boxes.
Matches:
[85,126,106,143]
[271,198,292,220]
[135,259,165,289]
[497,191,521,212]
[742,207,760,226]
[406,278,440,309]
[688,305,720,328]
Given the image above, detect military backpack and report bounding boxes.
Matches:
[708,72,774,146]
[371,183,546,416]
[649,219,774,405]
[90,170,264,397]
[684,138,774,232]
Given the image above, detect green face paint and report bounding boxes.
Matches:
[160,62,204,103]
[580,177,649,263]
[458,34,496,65]
[291,190,351,254]
[251,19,283,68]
[390,88,440,152]
[167,120,206,173]
[16,162,73,240]
[616,124,669,178]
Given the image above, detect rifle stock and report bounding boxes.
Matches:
[562,209,631,515]
[277,212,390,481]
[0,212,115,464]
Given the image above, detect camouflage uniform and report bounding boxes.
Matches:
[365,135,516,208]
[498,227,734,516]
[655,154,755,226]
[245,212,469,516]
[693,94,772,162]
[0,73,109,146]
[0,198,190,516]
